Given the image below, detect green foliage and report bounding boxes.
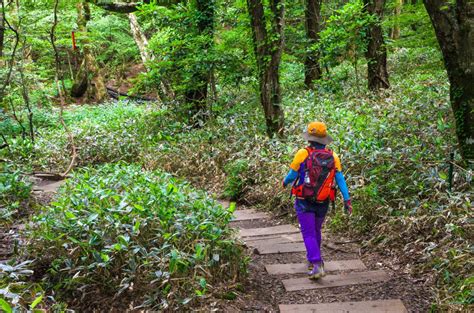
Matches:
[0,165,32,224]
[0,260,53,312]
[0,0,470,310]
[223,159,250,199]
[317,0,374,68]
[138,2,216,104]
[87,13,140,68]
[135,0,252,111]
[4,101,152,172]
[28,163,245,310]
[384,1,438,49]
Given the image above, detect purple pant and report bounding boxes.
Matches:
[297,211,325,264]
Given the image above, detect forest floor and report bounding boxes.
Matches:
[216,203,434,312]
[2,179,435,312]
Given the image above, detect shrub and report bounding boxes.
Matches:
[0,165,32,224]
[28,163,245,310]
[223,159,250,200]
[4,102,153,172]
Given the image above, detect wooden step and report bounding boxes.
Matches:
[254,242,306,255]
[282,270,390,291]
[239,225,299,238]
[245,234,303,247]
[244,233,302,244]
[33,180,65,193]
[265,259,367,275]
[279,299,407,313]
[232,209,269,221]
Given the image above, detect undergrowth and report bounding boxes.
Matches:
[26,163,245,310]
[0,165,32,225]
[1,47,472,310]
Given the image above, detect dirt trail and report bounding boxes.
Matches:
[224,203,433,312]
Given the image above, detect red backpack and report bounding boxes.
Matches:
[292,148,336,202]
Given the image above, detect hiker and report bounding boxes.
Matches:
[282,121,352,280]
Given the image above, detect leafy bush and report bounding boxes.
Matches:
[0,165,32,224]
[4,102,153,172]
[317,0,374,69]
[223,159,250,200]
[0,260,54,312]
[28,163,245,310]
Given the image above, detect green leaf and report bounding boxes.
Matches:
[87,213,99,223]
[30,294,44,309]
[133,221,141,233]
[199,277,207,288]
[133,204,145,211]
[101,253,110,262]
[0,298,12,313]
[65,211,77,219]
[118,235,130,246]
[228,202,236,213]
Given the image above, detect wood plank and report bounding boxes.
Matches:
[232,209,269,221]
[282,270,390,291]
[254,242,306,254]
[279,299,408,313]
[265,259,367,275]
[245,234,303,247]
[33,180,65,193]
[239,225,299,238]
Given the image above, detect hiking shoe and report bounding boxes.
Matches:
[319,263,326,277]
[308,264,323,280]
[307,262,312,271]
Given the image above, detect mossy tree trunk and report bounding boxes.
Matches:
[304,0,322,89]
[128,13,150,65]
[391,0,402,39]
[364,0,390,91]
[247,0,285,137]
[423,0,474,161]
[128,12,173,101]
[71,1,107,102]
[185,0,215,119]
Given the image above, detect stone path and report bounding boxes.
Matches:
[228,201,408,312]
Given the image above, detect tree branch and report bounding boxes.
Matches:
[50,0,77,178]
[0,0,19,99]
[85,0,179,13]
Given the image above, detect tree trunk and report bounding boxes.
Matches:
[247,0,285,137]
[409,0,419,31]
[128,12,173,101]
[423,0,474,161]
[0,5,4,60]
[304,0,322,89]
[128,13,150,65]
[185,0,215,119]
[364,0,390,90]
[71,1,107,102]
[391,0,402,39]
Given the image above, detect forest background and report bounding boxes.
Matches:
[0,0,472,311]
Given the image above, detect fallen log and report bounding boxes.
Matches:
[106,86,157,102]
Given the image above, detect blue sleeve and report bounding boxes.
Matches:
[283,169,298,186]
[335,171,350,201]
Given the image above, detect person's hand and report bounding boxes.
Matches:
[282,179,287,188]
[344,200,353,215]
